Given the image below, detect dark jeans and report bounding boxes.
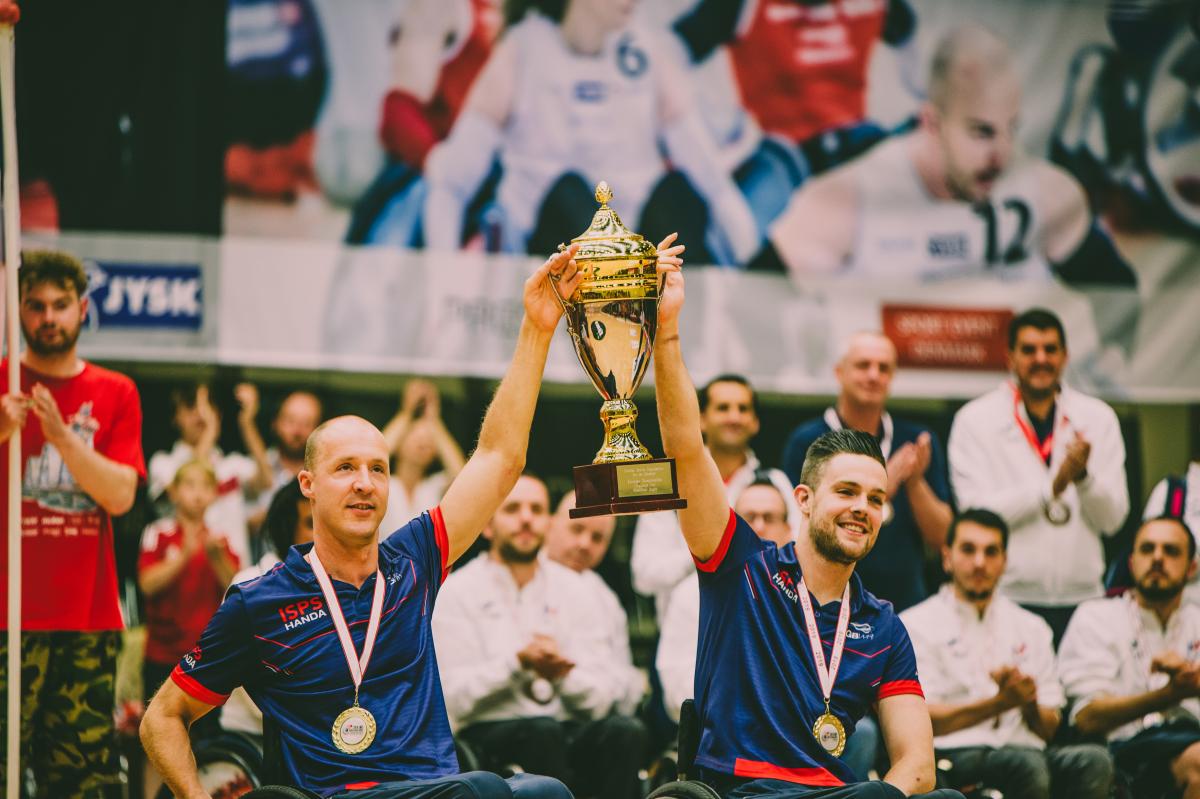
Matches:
[460,714,648,799]
[331,771,570,799]
[1019,604,1078,649]
[701,774,965,799]
[936,744,1112,799]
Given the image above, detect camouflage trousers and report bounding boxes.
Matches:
[0,630,121,798]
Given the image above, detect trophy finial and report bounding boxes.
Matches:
[595,181,613,206]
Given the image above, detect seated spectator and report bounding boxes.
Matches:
[544,491,645,716]
[1144,450,1200,605]
[138,460,240,797]
[379,380,465,538]
[1060,516,1200,799]
[221,478,315,738]
[901,509,1112,798]
[423,0,759,264]
[632,374,796,619]
[433,475,647,799]
[149,384,273,564]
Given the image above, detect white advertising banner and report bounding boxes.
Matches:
[25,231,1199,403]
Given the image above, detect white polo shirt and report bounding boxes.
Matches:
[901,584,1064,750]
[1059,593,1200,742]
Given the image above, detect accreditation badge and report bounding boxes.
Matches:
[332,704,377,754]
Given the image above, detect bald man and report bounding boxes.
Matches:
[140,246,587,799]
[782,332,952,611]
[748,24,1135,289]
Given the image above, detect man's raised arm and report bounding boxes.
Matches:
[438,246,581,563]
[653,235,734,562]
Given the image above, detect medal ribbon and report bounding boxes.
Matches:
[798,578,852,711]
[307,550,386,703]
[1010,385,1067,465]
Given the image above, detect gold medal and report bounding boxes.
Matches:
[332,704,377,754]
[812,711,846,757]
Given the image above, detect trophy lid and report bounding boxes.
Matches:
[566,181,657,261]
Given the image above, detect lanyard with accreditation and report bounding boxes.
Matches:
[1010,384,1073,526]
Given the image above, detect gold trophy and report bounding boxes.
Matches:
[553,182,687,518]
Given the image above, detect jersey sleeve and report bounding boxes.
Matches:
[876,615,924,700]
[170,588,256,706]
[103,376,147,480]
[137,524,171,574]
[380,507,450,590]
[693,510,769,579]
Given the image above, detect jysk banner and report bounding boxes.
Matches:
[84,261,204,331]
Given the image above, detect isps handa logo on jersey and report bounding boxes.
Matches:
[277,597,327,631]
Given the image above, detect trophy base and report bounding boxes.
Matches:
[570,458,687,518]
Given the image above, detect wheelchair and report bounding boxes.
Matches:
[647,700,969,799]
[156,713,484,798]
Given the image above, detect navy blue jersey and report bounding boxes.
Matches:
[172,509,454,796]
[781,414,951,611]
[694,510,922,787]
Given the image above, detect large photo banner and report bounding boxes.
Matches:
[213,0,1199,395]
[26,230,1200,403]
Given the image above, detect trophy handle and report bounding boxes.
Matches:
[547,243,571,315]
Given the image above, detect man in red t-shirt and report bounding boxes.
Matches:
[0,249,145,797]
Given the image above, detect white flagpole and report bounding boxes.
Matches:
[0,16,21,799]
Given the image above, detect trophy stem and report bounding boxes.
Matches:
[594,398,652,464]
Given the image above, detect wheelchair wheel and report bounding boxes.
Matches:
[154,732,266,798]
[242,788,323,798]
[647,779,722,799]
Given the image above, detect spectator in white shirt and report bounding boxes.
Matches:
[631,374,797,618]
[949,308,1129,646]
[544,490,645,716]
[901,509,1111,798]
[433,475,647,799]
[379,380,466,538]
[1060,516,1200,799]
[148,384,273,564]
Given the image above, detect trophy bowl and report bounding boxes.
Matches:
[556,181,687,518]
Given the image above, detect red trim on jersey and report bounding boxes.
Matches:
[694,509,737,573]
[432,506,450,583]
[877,679,924,700]
[345,782,381,790]
[733,758,844,786]
[170,665,229,707]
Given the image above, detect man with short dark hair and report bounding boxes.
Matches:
[901,509,1112,798]
[1059,516,1200,799]
[245,385,325,531]
[434,476,648,799]
[949,307,1129,645]
[652,249,958,798]
[140,245,590,799]
[0,249,146,796]
[783,331,952,611]
[632,372,798,618]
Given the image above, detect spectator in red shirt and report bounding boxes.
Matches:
[138,458,239,797]
[139,460,240,695]
[0,249,145,797]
